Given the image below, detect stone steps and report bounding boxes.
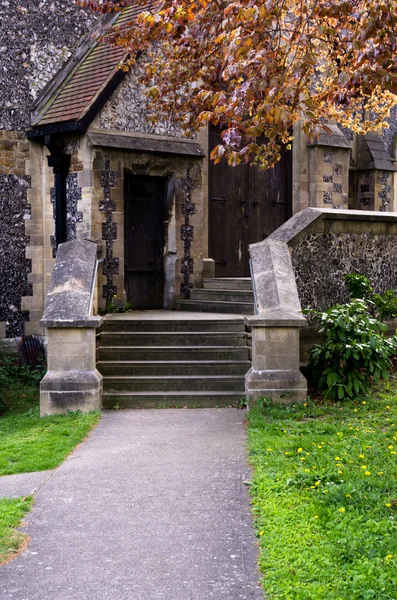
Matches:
[103,375,245,392]
[101,391,245,410]
[98,346,250,361]
[99,331,248,347]
[97,313,250,408]
[97,360,250,377]
[177,277,255,315]
[203,277,252,290]
[177,300,254,314]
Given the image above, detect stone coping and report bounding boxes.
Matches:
[267,208,397,245]
[42,239,98,326]
[40,317,102,329]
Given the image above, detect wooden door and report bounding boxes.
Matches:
[208,126,292,277]
[124,175,165,309]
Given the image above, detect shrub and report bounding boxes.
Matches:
[344,273,397,321]
[306,299,397,400]
[0,342,45,416]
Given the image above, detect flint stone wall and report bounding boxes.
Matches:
[266,208,397,314]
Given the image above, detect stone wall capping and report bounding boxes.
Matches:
[245,310,307,328]
[42,238,98,323]
[307,124,352,149]
[266,207,397,245]
[40,317,102,329]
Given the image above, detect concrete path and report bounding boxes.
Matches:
[1,409,263,600]
[0,470,53,498]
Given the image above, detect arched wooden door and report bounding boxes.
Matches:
[208,126,292,277]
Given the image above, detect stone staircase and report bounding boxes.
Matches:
[177,278,255,314]
[97,312,251,409]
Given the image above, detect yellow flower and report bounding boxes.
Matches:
[388,445,394,450]
[385,554,393,561]
[339,507,346,513]
[365,471,371,476]
[362,401,366,405]
[359,454,365,459]
[386,406,391,409]
[338,470,343,474]
[259,531,264,536]
[297,448,303,453]
[285,452,290,455]
[304,469,310,473]
[346,494,352,498]
[391,451,397,455]
[378,472,384,475]
[354,409,358,412]
[386,503,392,507]
[267,448,273,451]
[335,457,341,461]
[313,515,319,519]
[303,403,307,407]
[315,481,321,486]
[300,457,306,461]
[361,465,367,469]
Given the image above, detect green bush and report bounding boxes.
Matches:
[344,273,397,321]
[306,299,397,400]
[0,343,45,416]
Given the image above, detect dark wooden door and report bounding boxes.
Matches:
[124,175,165,309]
[208,126,292,277]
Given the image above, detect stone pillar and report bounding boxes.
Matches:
[245,312,307,405]
[39,238,103,416]
[40,320,102,416]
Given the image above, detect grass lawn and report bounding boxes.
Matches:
[0,382,100,564]
[247,381,397,600]
[0,384,100,476]
[0,497,33,564]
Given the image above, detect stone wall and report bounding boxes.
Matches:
[0,1,97,132]
[0,1,97,337]
[281,210,397,313]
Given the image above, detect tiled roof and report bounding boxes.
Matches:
[33,5,145,128]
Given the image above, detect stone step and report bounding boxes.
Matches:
[101,318,246,333]
[101,391,245,409]
[97,346,250,361]
[177,299,255,315]
[203,278,252,291]
[103,375,245,392]
[97,360,251,377]
[98,331,248,347]
[190,289,254,303]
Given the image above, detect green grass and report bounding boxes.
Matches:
[0,497,33,564]
[0,382,100,564]
[247,382,397,600]
[0,384,100,476]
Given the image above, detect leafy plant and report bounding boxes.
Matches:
[0,342,46,416]
[99,295,132,315]
[344,273,397,321]
[306,299,397,400]
[344,273,373,300]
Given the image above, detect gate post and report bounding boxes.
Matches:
[246,238,307,405]
[245,311,307,404]
[40,239,102,416]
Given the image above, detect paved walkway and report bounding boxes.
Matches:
[1,409,263,600]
